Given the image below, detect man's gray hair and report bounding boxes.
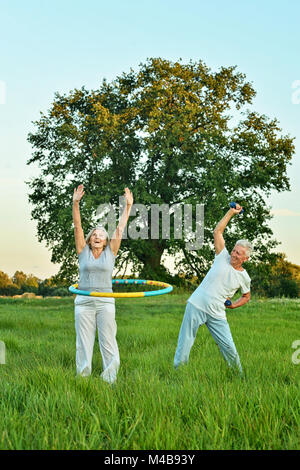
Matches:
[235,239,253,258]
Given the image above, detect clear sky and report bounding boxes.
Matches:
[1,0,300,279]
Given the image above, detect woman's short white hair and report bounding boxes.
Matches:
[85,225,110,248]
[235,239,253,258]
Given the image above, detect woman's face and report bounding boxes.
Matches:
[90,229,107,250]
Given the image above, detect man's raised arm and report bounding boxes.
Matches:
[213,204,243,254]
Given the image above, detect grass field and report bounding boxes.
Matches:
[0,294,300,450]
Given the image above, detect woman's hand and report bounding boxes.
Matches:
[124,187,133,207]
[73,184,85,203]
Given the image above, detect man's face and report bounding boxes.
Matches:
[230,245,248,267]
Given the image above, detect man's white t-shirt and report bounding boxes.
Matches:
[188,247,251,320]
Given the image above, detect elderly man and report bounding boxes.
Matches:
[173,203,252,374]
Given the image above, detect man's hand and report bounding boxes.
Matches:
[229,203,243,216]
[226,292,251,309]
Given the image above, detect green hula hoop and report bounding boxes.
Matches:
[69,279,173,298]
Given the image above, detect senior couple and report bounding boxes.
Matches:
[73,185,251,383]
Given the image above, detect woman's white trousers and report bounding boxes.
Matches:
[74,296,120,383]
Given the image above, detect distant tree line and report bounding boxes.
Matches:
[0,253,299,298]
[0,270,70,297]
[246,253,300,298]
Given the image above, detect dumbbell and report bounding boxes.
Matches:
[224,299,232,307]
[230,202,244,214]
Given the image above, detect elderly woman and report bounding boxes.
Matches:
[72,184,133,383]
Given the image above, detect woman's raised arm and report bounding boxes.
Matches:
[73,184,86,255]
[110,187,133,257]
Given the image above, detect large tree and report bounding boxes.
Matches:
[26,58,295,282]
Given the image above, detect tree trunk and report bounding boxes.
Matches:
[136,240,166,279]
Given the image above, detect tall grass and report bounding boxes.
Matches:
[0,295,299,450]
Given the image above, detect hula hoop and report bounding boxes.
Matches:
[69,279,173,298]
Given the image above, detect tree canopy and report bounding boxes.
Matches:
[26,58,295,282]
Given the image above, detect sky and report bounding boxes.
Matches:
[1,0,300,279]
